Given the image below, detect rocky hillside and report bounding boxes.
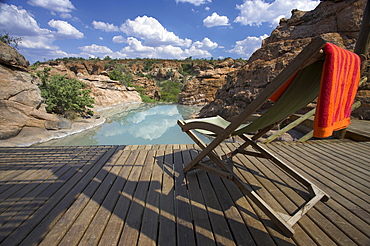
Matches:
[33,56,244,104]
[198,0,370,120]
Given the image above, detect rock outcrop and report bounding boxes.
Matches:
[0,43,67,140]
[131,76,161,100]
[35,62,142,109]
[79,75,142,109]
[178,58,243,105]
[198,0,369,119]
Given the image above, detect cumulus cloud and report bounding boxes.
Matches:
[229,34,269,58]
[27,0,75,12]
[119,37,212,59]
[60,12,72,19]
[203,12,230,28]
[0,3,85,62]
[192,38,218,50]
[0,3,50,36]
[112,35,126,43]
[48,19,84,39]
[235,0,320,26]
[120,15,191,47]
[175,0,211,6]
[78,44,128,59]
[92,21,119,32]
[79,44,113,54]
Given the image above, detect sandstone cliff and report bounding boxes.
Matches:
[178,58,244,105]
[0,42,69,140]
[198,0,370,120]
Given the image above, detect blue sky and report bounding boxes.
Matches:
[0,0,320,63]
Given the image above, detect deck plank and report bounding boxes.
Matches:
[173,149,196,246]
[97,149,140,245]
[266,143,370,246]
[157,148,177,246]
[0,146,117,246]
[0,140,369,246]
[266,141,370,244]
[136,149,163,246]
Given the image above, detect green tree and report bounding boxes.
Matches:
[37,68,94,118]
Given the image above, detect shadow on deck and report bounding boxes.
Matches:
[0,140,369,245]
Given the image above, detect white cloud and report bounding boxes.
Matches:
[183,46,212,58]
[27,0,75,12]
[0,3,84,62]
[229,34,269,58]
[92,21,119,32]
[175,0,212,6]
[48,19,84,39]
[121,37,156,55]
[235,0,320,26]
[60,12,72,19]
[79,44,113,54]
[120,15,191,47]
[203,12,230,28]
[0,3,50,36]
[192,37,218,50]
[112,35,126,43]
[119,37,211,59]
[19,35,57,50]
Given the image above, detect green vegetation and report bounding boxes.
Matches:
[158,80,183,102]
[37,67,95,119]
[0,31,22,50]
[108,64,135,87]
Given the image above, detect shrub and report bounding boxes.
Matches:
[159,80,183,102]
[37,68,94,118]
[108,69,125,81]
[0,31,22,50]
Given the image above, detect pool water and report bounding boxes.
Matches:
[38,103,211,146]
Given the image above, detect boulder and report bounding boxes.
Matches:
[0,41,29,68]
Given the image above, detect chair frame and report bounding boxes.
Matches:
[178,37,330,236]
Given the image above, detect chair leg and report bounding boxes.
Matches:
[222,135,329,236]
[179,124,231,175]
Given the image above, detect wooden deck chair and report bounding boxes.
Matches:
[178,37,362,236]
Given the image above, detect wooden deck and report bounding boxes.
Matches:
[0,140,369,246]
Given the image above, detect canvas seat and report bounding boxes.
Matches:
[177,37,364,236]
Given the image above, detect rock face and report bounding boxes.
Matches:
[79,75,142,109]
[131,76,161,100]
[178,58,242,105]
[35,62,142,109]
[198,0,369,119]
[0,41,29,68]
[0,44,64,140]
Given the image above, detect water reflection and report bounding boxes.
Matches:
[38,103,211,146]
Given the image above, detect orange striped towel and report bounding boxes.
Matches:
[313,43,361,138]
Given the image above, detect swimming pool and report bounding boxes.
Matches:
[37,103,211,146]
